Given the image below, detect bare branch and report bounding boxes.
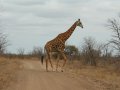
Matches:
[0,32,8,54]
[107,14,120,55]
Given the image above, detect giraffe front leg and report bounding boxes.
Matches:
[56,58,59,71]
[56,53,60,71]
[60,52,67,72]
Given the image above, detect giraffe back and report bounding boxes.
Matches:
[45,36,65,52]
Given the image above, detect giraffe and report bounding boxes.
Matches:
[41,19,83,72]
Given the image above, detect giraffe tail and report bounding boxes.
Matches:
[41,55,44,64]
[41,47,45,64]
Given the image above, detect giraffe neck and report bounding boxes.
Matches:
[61,21,77,42]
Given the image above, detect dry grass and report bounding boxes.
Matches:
[65,60,120,90]
[0,57,20,90]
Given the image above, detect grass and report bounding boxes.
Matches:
[65,60,120,90]
[0,57,20,90]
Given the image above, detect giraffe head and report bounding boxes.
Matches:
[76,19,83,28]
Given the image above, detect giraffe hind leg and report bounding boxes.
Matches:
[56,53,60,71]
[46,58,48,72]
[45,51,49,72]
[47,52,53,71]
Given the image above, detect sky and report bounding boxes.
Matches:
[0,0,120,53]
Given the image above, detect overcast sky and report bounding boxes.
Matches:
[0,0,120,53]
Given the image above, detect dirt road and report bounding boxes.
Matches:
[5,60,105,90]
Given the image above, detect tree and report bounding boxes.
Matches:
[81,37,100,66]
[31,46,43,57]
[101,43,113,58]
[107,14,120,55]
[65,45,79,60]
[0,32,8,54]
[17,48,25,58]
[65,45,78,55]
[0,12,8,54]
